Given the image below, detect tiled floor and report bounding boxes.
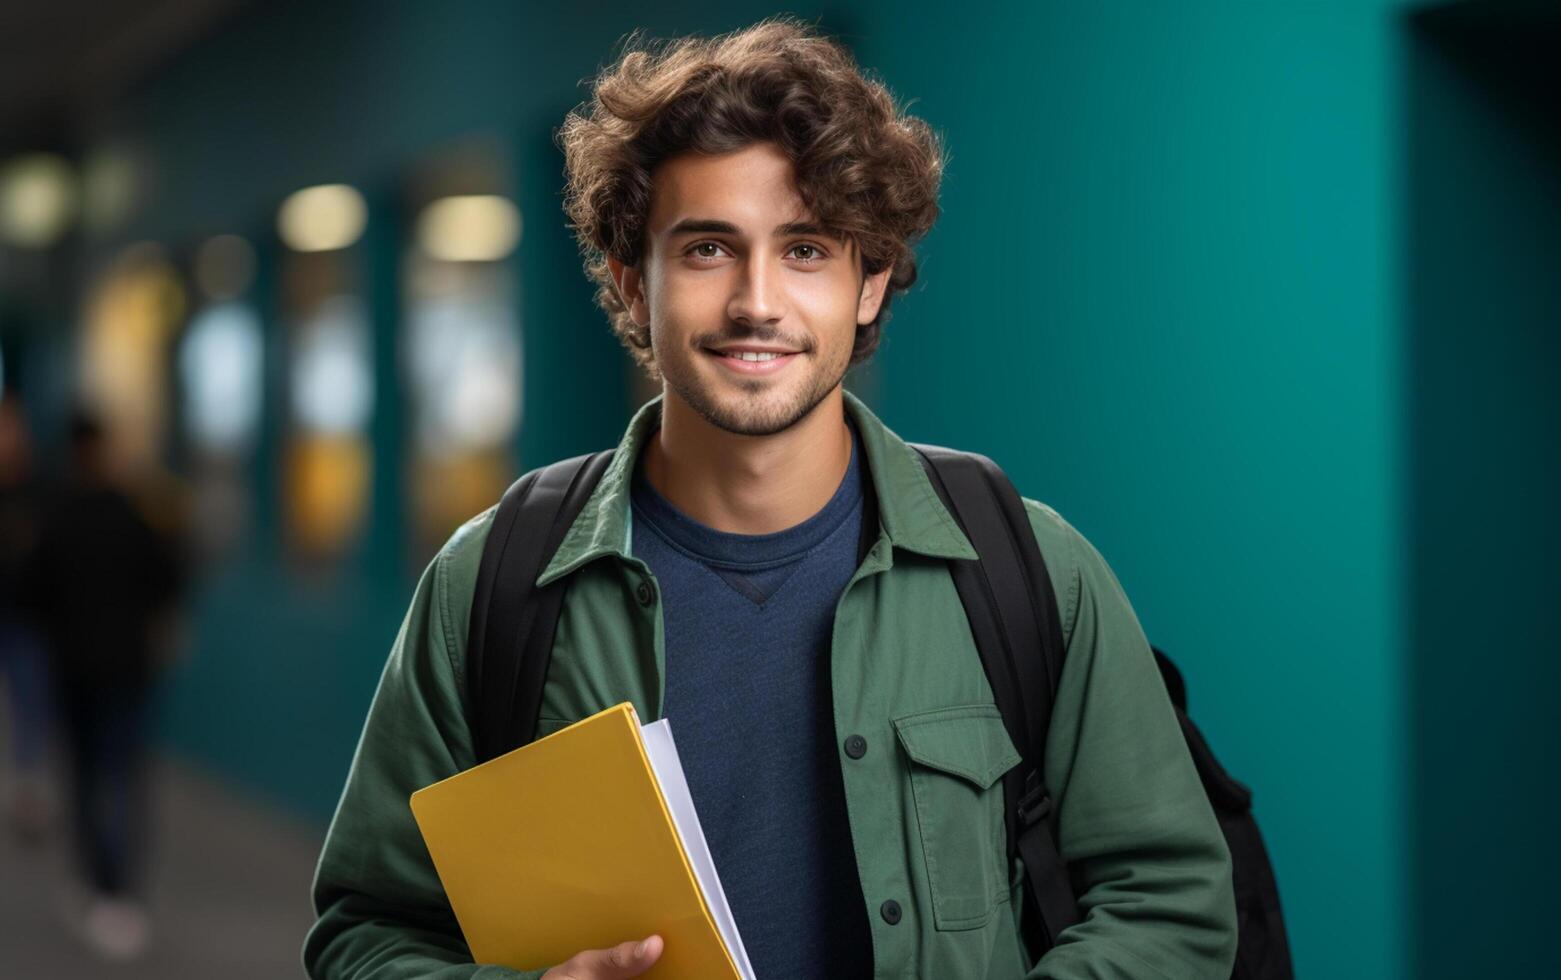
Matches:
[0,759,322,979]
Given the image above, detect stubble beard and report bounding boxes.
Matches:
[660,341,852,438]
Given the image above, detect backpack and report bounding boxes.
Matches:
[465,446,1293,980]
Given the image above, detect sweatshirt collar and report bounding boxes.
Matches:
[537,388,976,587]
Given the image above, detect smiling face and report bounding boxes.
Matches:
[608,142,891,436]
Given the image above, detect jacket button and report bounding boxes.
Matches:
[635,580,655,606]
[843,734,867,759]
[880,899,902,925]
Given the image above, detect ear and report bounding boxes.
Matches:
[606,255,650,328]
[856,265,893,326]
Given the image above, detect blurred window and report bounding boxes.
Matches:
[181,302,263,455]
[177,234,263,560]
[280,238,372,563]
[401,143,522,560]
[79,243,184,472]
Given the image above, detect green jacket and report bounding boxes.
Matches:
[304,391,1236,979]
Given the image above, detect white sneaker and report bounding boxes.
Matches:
[81,896,151,962]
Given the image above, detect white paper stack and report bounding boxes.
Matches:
[639,719,758,980]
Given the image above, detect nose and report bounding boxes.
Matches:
[726,254,787,327]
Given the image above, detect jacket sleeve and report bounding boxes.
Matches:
[303,518,546,980]
[1021,499,1238,980]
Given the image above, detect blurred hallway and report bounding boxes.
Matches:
[1,758,318,978]
[1,2,1555,975]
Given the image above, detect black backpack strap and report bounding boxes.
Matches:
[465,450,615,764]
[911,444,1083,956]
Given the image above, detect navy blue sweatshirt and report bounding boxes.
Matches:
[629,421,873,978]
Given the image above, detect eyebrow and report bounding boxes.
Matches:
[664,218,838,240]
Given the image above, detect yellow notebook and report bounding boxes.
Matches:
[410,702,751,978]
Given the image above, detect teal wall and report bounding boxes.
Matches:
[857,5,1411,978]
[98,2,1561,977]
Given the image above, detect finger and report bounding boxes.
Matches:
[607,935,662,976]
[568,935,663,979]
[635,934,663,965]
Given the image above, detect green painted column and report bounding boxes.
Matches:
[513,114,631,471]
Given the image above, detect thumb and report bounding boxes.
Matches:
[578,935,664,978]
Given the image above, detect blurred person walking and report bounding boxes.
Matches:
[23,409,186,962]
[0,393,53,841]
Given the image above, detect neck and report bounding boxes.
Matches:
[642,387,853,535]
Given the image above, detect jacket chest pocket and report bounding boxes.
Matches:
[892,704,1022,931]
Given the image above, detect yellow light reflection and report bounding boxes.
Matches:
[286,435,371,557]
[411,451,509,557]
[0,153,77,249]
[416,194,521,262]
[80,244,185,471]
[278,183,367,252]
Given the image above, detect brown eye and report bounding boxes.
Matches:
[690,242,724,260]
[790,244,822,262]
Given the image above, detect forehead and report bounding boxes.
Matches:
[646,142,811,233]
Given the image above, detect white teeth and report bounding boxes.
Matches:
[727,351,783,362]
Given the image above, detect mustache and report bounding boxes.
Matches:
[692,324,812,352]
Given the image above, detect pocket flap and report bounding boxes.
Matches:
[892,704,1022,790]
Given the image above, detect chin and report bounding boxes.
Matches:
[677,379,812,437]
[702,395,811,437]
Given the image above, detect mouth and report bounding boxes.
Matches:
[702,344,804,377]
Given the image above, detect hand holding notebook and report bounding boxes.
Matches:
[540,933,665,979]
[410,702,757,979]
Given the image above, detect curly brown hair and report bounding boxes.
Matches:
[558,16,945,378]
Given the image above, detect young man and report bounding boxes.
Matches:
[305,18,1236,980]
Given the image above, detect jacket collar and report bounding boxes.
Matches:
[536,388,976,587]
